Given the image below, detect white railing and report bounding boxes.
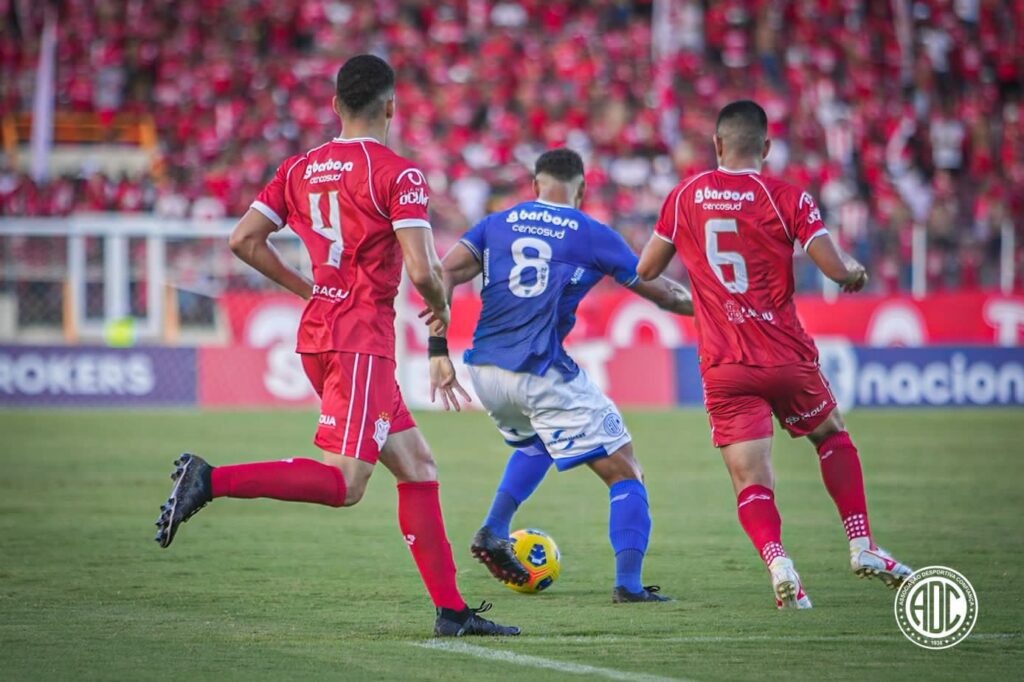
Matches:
[0,214,307,343]
[1,213,1018,343]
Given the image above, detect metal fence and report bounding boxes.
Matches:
[0,215,308,345]
[0,214,1019,345]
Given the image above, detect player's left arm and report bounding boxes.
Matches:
[229,209,314,300]
[417,239,482,412]
[789,188,868,293]
[387,165,450,331]
[806,235,868,293]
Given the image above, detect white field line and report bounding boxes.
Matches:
[519,633,1021,644]
[411,640,690,682]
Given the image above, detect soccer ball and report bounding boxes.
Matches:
[505,528,561,594]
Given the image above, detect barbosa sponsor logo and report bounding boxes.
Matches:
[695,187,755,203]
[303,159,354,180]
[506,208,580,230]
[818,343,1024,408]
[0,351,156,396]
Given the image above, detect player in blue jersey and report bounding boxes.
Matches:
[425,149,693,602]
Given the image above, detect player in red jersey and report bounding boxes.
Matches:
[637,101,913,609]
[154,55,518,637]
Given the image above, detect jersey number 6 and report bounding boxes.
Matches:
[705,218,748,294]
[509,237,551,298]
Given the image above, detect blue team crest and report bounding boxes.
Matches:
[603,412,625,437]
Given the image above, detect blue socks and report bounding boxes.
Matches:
[609,479,651,593]
[483,451,652,593]
[482,448,553,538]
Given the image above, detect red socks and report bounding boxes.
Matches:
[209,462,466,610]
[734,431,871,567]
[737,485,787,566]
[397,481,467,611]
[211,458,347,507]
[816,431,872,542]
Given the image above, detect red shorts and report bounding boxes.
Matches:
[301,351,416,464]
[702,362,837,448]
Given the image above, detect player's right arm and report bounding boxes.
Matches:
[591,217,693,316]
[631,276,694,316]
[440,242,483,305]
[229,160,314,300]
[637,186,682,281]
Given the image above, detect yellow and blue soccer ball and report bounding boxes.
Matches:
[506,528,561,593]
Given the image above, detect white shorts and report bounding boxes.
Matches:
[467,364,632,471]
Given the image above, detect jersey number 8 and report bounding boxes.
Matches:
[509,237,551,298]
[705,218,748,294]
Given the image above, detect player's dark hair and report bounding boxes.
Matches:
[335,54,395,118]
[534,148,585,182]
[716,100,769,157]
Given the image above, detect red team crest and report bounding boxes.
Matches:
[254,137,424,461]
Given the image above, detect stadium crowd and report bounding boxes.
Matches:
[0,0,1022,291]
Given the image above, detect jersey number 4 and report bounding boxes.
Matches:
[705,218,748,293]
[309,191,344,268]
[509,237,551,298]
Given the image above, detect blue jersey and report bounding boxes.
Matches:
[460,199,639,379]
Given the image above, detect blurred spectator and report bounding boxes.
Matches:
[0,0,1021,291]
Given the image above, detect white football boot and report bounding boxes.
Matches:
[768,557,812,609]
[850,538,913,588]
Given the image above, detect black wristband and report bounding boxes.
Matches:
[428,336,449,358]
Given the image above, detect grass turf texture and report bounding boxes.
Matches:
[0,408,1021,681]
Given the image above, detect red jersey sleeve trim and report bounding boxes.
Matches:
[251,200,283,228]
[653,231,674,244]
[800,227,829,250]
[392,218,431,230]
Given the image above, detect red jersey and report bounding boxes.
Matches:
[655,167,829,371]
[251,136,432,359]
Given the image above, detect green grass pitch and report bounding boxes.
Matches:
[0,408,1021,680]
